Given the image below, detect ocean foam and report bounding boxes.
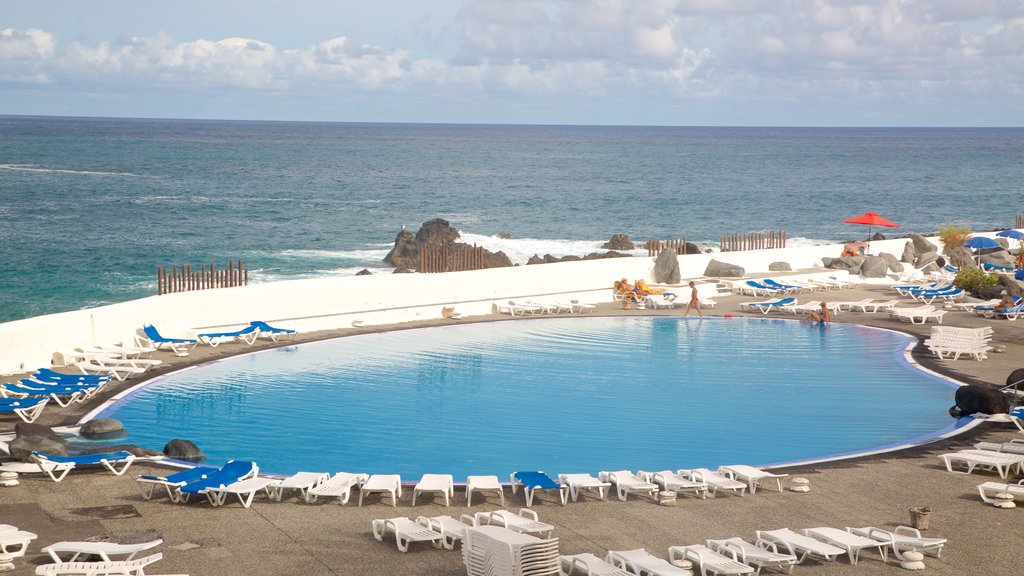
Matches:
[459,231,648,265]
[0,164,144,177]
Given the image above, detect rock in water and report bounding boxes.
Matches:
[602,234,635,250]
[355,269,372,276]
[164,439,205,462]
[704,259,745,278]
[653,249,680,284]
[81,418,125,439]
[415,217,460,246]
[954,385,1010,416]
[383,229,418,268]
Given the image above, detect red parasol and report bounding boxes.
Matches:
[843,211,899,242]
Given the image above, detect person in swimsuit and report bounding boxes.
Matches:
[683,281,703,318]
[803,301,831,324]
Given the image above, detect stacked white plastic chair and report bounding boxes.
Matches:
[462,524,559,576]
[924,326,993,360]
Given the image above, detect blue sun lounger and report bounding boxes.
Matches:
[197,324,260,347]
[0,397,49,423]
[141,324,199,356]
[2,382,90,407]
[763,279,806,293]
[33,368,110,385]
[136,465,218,501]
[743,297,796,315]
[172,460,259,504]
[249,320,297,342]
[510,471,567,507]
[31,450,136,482]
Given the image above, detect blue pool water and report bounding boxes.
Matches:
[96,317,960,478]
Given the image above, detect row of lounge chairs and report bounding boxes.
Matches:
[0,524,174,576]
[140,320,297,355]
[736,276,856,298]
[496,300,596,316]
[0,369,113,423]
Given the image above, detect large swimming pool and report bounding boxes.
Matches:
[94,317,961,477]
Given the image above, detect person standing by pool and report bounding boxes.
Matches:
[803,301,831,324]
[683,281,703,318]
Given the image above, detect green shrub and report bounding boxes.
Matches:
[953,268,998,293]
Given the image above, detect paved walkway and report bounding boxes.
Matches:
[2,283,1023,575]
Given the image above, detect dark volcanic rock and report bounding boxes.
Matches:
[85,444,162,458]
[81,418,125,440]
[911,234,938,255]
[415,217,460,247]
[879,252,903,273]
[383,229,418,268]
[653,249,680,284]
[10,436,67,461]
[915,250,938,268]
[15,422,63,442]
[954,385,1011,416]
[901,241,916,263]
[602,234,635,250]
[393,268,414,273]
[768,261,792,272]
[703,259,745,278]
[981,249,1014,268]
[945,246,976,270]
[355,269,372,276]
[583,251,630,260]
[1008,368,1024,389]
[860,255,889,278]
[870,232,886,241]
[826,255,864,273]
[384,218,512,270]
[163,439,205,462]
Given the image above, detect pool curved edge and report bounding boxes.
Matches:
[77,317,982,475]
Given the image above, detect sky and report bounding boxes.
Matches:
[2,0,1023,126]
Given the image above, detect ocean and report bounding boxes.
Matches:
[1,115,1021,323]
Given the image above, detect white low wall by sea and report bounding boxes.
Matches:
[0,233,978,374]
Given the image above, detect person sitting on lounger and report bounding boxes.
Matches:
[995,290,1015,314]
[803,301,831,324]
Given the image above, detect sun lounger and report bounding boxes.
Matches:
[975,439,1024,455]
[466,475,505,506]
[939,449,1024,479]
[412,473,454,506]
[706,537,797,575]
[801,527,887,565]
[139,324,198,356]
[172,460,258,503]
[755,528,845,564]
[717,465,786,494]
[560,553,633,576]
[668,544,755,575]
[601,470,659,501]
[557,473,611,502]
[992,301,1024,320]
[950,298,1000,312]
[247,320,298,341]
[265,471,329,501]
[31,450,136,482]
[75,360,145,381]
[415,514,476,550]
[639,470,708,499]
[136,465,217,501]
[0,397,49,423]
[34,367,110,385]
[2,381,91,407]
[34,552,164,576]
[847,526,946,560]
[678,469,747,498]
[42,539,163,563]
[977,480,1024,505]
[607,548,692,576]
[205,476,281,507]
[197,324,260,347]
[359,474,402,507]
[475,509,554,538]
[741,297,796,315]
[510,470,567,506]
[0,526,37,557]
[304,471,368,504]
[84,353,163,373]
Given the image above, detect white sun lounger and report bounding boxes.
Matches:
[265,471,329,501]
[975,440,1024,455]
[359,474,402,506]
[668,544,755,575]
[977,480,1024,505]
[371,517,443,552]
[678,469,748,498]
[717,465,787,494]
[557,473,612,502]
[42,539,163,563]
[755,528,845,564]
[560,553,633,576]
[706,537,797,575]
[851,299,901,312]
[607,548,692,576]
[639,470,708,499]
[474,509,554,538]
[75,360,145,381]
[305,472,368,504]
[802,527,887,565]
[205,476,280,507]
[34,552,164,576]
[465,475,504,506]
[939,450,1024,479]
[32,451,137,483]
[601,470,659,501]
[846,526,946,560]
[415,514,476,550]
[412,473,454,506]
[0,526,37,557]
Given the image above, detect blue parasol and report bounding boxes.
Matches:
[995,229,1024,240]
[964,236,1000,249]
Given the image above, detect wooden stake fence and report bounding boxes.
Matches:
[157,260,249,295]
[418,244,485,273]
[645,238,690,257]
[719,229,787,252]
[1016,214,1023,229]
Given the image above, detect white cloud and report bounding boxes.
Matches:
[0,27,56,83]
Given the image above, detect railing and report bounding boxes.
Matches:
[720,229,787,252]
[157,260,249,295]
[645,238,691,257]
[418,244,485,273]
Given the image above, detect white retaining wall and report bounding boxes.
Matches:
[0,234,975,374]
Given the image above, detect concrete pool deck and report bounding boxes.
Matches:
[2,283,1023,575]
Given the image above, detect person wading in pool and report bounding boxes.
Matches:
[683,281,703,318]
[803,301,831,324]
